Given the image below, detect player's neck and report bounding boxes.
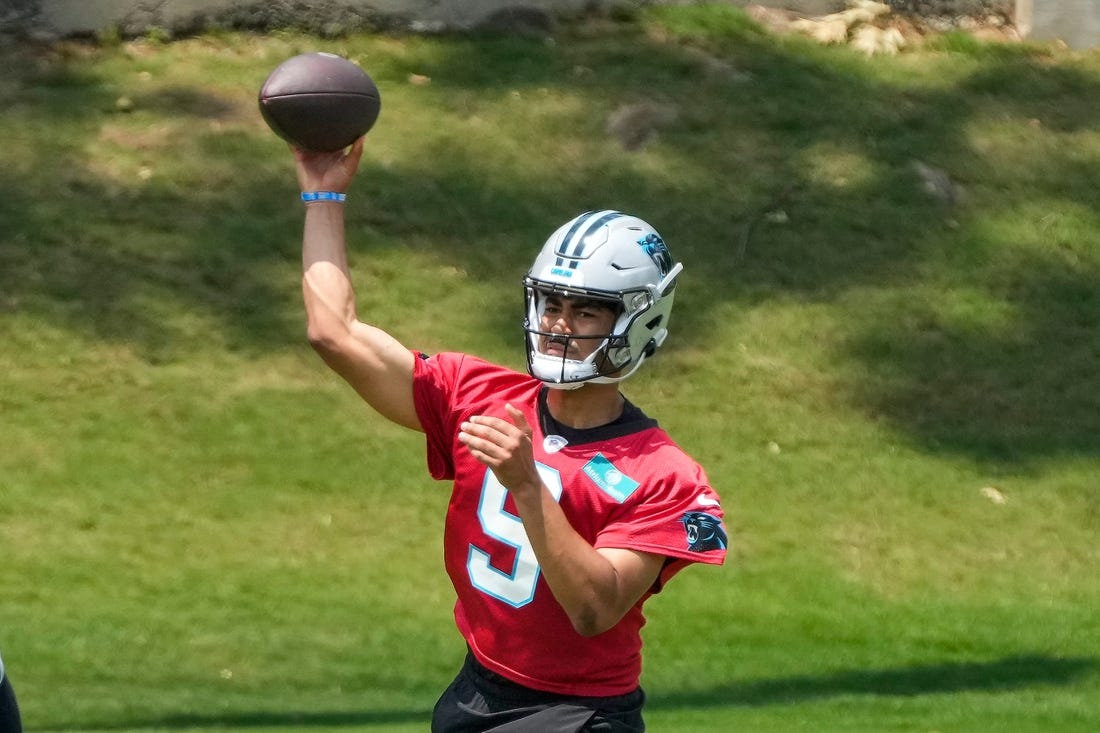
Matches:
[545,383,625,430]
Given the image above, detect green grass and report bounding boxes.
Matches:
[2,5,1099,731]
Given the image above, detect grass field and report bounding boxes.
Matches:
[2,5,1099,731]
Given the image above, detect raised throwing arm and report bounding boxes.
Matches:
[294,138,420,431]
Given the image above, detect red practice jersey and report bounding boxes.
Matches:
[412,351,727,697]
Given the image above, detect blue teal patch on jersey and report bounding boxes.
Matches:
[581,453,639,503]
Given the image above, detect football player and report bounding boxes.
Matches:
[0,653,22,733]
[292,137,727,732]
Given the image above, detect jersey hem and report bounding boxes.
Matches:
[595,540,726,566]
[466,640,641,698]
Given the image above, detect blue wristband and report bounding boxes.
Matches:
[301,191,347,203]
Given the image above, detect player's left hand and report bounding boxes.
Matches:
[458,404,542,496]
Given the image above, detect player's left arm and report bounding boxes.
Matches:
[458,405,665,637]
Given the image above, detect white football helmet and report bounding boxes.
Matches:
[523,210,683,389]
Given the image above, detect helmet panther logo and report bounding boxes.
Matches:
[681,511,728,552]
[638,233,673,278]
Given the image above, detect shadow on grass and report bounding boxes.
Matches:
[3,12,1100,466]
[37,655,1097,730]
[647,654,1098,709]
[37,708,430,731]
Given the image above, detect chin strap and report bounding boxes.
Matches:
[540,357,643,389]
[535,332,663,389]
[540,379,586,391]
[585,355,648,385]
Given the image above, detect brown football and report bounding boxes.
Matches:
[259,52,381,152]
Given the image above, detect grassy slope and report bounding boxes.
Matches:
[1,6,1098,731]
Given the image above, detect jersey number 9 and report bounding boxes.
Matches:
[467,463,564,607]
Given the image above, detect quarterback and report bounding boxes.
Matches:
[292,137,727,732]
[0,653,21,733]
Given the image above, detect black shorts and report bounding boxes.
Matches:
[431,651,645,733]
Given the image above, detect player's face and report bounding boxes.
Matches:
[539,295,617,361]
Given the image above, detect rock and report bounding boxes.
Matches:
[791,17,852,43]
[475,7,557,37]
[913,160,963,205]
[605,101,678,151]
[980,486,1007,504]
[850,24,907,54]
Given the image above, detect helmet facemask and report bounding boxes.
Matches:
[523,285,627,389]
[523,273,680,389]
